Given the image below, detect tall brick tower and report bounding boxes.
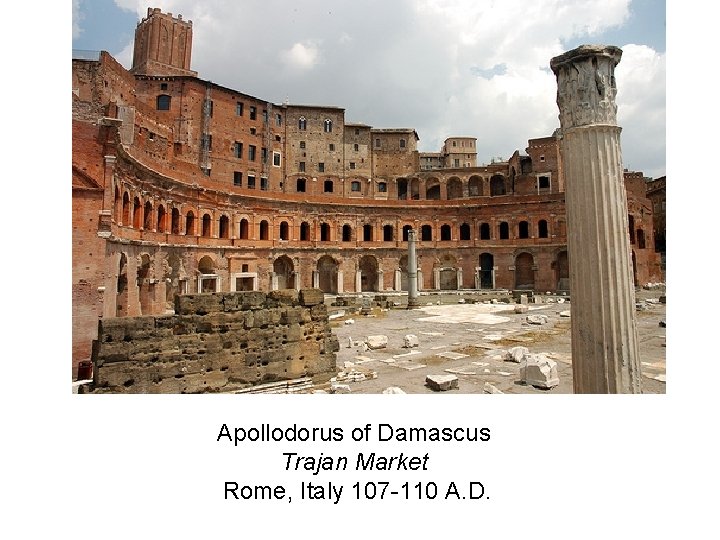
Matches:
[131,7,197,76]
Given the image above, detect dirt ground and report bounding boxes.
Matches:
[327,290,666,394]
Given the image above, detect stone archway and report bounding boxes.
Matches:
[116,253,128,317]
[273,255,295,290]
[318,255,339,294]
[555,250,569,291]
[514,252,535,290]
[137,253,153,314]
[435,253,459,290]
[479,252,494,289]
[359,255,379,292]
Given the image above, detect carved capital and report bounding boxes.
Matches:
[550,45,622,129]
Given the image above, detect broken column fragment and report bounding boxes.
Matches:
[520,354,560,389]
[425,374,459,391]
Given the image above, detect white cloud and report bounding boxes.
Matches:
[73,0,84,40]
[280,41,321,70]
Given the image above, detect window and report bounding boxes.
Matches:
[324,180,333,193]
[250,127,256,135]
[273,152,281,167]
[480,223,490,240]
[234,142,243,159]
[160,83,168,90]
[421,225,432,241]
[299,141,306,149]
[260,177,269,191]
[276,113,282,126]
[249,106,257,120]
[324,119,333,132]
[296,178,306,192]
[329,144,335,151]
[539,176,550,189]
[377,182,387,192]
[349,162,356,170]
[236,102,244,116]
[351,181,361,192]
[148,132,155,140]
[375,138,381,148]
[259,220,269,240]
[318,163,325,173]
[499,222,509,240]
[354,143,359,151]
[452,141,457,147]
[299,162,306,172]
[519,221,530,239]
[343,224,352,241]
[460,223,471,241]
[299,116,307,130]
[156,94,171,110]
[300,222,310,240]
[233,171,243,186]
[383,225,394,241]
[261,147,268,164]
[249,145,256,161]
[363,224,373,241]
[540,155,546,162]
[440,224,451,241]
[262,109,268,123]
[355,128,360,135]
[320,223,330,241]
[538,220,548,238]
[247,175,256,189]
[400,138,406,148]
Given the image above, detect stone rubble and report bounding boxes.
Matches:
[425,374,459,391]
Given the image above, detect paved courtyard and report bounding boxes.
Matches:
[328,290,666,394]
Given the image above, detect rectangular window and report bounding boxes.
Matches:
[249,106,257,120]
[160,82,168,90]
[276,113,282,126]
[273,152,281,167]
[354,143,359,152]
[263,109,268,123]
[299,162,306,172]
[318,162,325,172]
[349,162,356,170]
[400,138,406,148]
[375,138,381,148]
[250,127,256,135]
[329,143,335,151]
[261,147,268,163]
[249,145,256,161]
[236,102,244,116]
[300,141,306,149]
[355,128,360,135]
[247,175,256,189]
[454,159,460,167]
[260,177,269,191]
[234,142,243,159]
[233,171,243,186]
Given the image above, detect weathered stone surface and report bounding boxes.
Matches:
[403,334,420,348]
[559,310,571,317]
[300,288,325,306]
[382,386,406,394]
[526,314,548,325]
[514,305,529,314]
[520,354,559,389]
[366,335,389,349]
[483,382,504,394]
[425,374,459,391]
[505,346,529,363]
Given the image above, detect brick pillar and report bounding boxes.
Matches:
[551,45,641,393]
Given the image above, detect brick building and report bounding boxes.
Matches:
[71,7,663,377]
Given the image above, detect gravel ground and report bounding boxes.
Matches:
[327,290,666,395]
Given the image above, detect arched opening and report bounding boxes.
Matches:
[133,197,142,228]
[122,192,130,225]
[143,201,153,230]
[156,94,171,110]
[514,252,535,290]
[116,253,128,317]
[259,220,269,240]
[399,254,409,291]
[490,175,506,196]
[279,221,289,241]
[219,215,229,239]
[296,178,306,192]
[440,224,452,241]
[459,223,471,241]
[324,180,334,193]
[409,178,420,200]
[480,222,490,240]
[320,222,330,241]
[538,220,548,238]
[273,256,295,290]
[156,205,166,233]
[165,253,184,308]
[479,253,494,289]
[363,224,373,242]
[402,225,412,241]
[351,180,361,193]
[300,221,310,241]
[446,177,463,199]
[198,256,217,293]
[185,211,195,235]
[239,218,249,240]
[113,187,121,223]
[359,255,379,292]
[499,222,509,239]
[171,208,180,234]
[468,176,483,197]
[436,253,458,290]
[383,224,394,241]
[342,224,352,242]
[426,179,441,200]
[555,250,569,291]
[202,214,212,237]
[318,255,339,294]
[519,221,529,239]
[421,224,432,241]
[397,178,408,200]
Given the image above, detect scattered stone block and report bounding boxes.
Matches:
[383,386,406,394]
[514,304,529,314]
[526,314,548,325]
[366,335,389,349]
[557,297,565,304]
[331,383,351,394]
[425,374,459,391]
[483,382,504,394]
[299,288,324,306]
[559,310,571,317]
[403,334,420,348]
[505,346,529,363]
[344,319,355,325]
[520,294,528,304]
[519,354,559,389]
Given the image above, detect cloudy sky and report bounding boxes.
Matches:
[73,0,666,178]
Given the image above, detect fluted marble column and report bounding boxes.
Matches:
[550,45,641,393]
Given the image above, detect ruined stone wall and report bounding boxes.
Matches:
[88,289,338,393]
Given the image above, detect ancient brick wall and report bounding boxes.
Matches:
[88,289,338,393]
